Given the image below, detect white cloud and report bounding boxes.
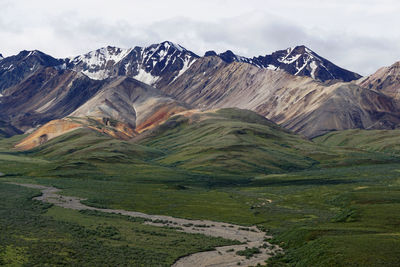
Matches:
[1,0,400,75]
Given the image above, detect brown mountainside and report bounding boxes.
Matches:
[159,56,400,137]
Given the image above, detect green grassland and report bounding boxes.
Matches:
[1,109,400,266]
[314,128,400,155]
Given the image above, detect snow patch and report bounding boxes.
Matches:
[310,60,318,79]
[164,41,184,52]
[133,68,160,85]
[279,54,301,64]
[82,69,110,80]
[69,46,132,80]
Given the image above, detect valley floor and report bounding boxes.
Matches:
[1,127,400,266]
[10,182,282,267]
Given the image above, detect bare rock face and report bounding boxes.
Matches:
[358,61,400,100]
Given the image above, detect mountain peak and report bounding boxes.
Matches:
[358,60,400,100]
[218,50,238,63]
[204,50,217,57]
[66,41,199,86]
[208,45,360,82]
[0,50,63,93]
[249,46,362,82]
[159,41,186,52]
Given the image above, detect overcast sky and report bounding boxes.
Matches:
[1,0,400,75]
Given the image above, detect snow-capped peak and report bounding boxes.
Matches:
[0,54,3,61]
[66,46,133,80]
[218,45,361,82]
[70,46,132,65]
[160,41,186,52]
[66,41,199,86]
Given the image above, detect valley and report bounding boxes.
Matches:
[1,109,400,266]
[1,41,400,266]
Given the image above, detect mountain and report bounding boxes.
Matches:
[0,42,395,141]
[0,50,63,93]
[15,76,187,150]
[160,56,399,137]
[65,41,199,88]
[0,42,359,98]
[358,61,400,100]
[210,46,361,82]
[67,42,358,85]
[252,46,362,82]
[0,67,106,132]
[0,54,3,61]
[69,76,187,133]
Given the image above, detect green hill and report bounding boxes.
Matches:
[138,108,398,176]
[313,129,400,155]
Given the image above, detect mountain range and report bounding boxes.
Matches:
[1,41,400,148]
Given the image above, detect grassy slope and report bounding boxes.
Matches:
[138,108,397,176]
[0,110,400,266]
[314,128,400,155]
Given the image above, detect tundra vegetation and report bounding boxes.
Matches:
[0,109,399,266]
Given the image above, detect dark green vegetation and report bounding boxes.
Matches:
[1,109,400,266]
[0,183,236,266]
[236,247,261,259]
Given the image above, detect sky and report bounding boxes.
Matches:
[1,0,400,75]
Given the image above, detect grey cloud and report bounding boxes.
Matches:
[2,2,400,76]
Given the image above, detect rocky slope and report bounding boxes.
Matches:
[69,76,187,133]
[14,75,187,149]
[160,56,399,137]
[358,61,400,100]
[0,67,106,132]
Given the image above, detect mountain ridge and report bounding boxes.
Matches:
[0,41,361,88]
[208,45,361,82]
[3,41,400,145]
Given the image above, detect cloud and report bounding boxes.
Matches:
[1,0,400,75]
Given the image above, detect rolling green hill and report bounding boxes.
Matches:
[138,108,399,176]
[314,129,400,155]
[1,109,400,266]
